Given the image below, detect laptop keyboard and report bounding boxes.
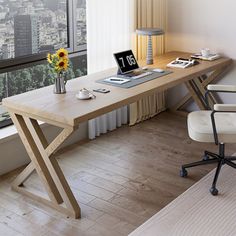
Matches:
[131,71,153,80]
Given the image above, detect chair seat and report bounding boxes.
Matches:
[188,111,236,143]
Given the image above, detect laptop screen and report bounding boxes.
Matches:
[114,50,139,74]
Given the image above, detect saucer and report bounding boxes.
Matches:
[76,93,94,100]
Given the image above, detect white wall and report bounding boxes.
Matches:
[166,0,236,108]
[0,122,88,175]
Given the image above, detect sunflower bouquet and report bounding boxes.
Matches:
[47,48,70,94]
[47,48,70,74]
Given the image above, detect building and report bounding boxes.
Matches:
[14,14,39,57]
[1,43,8,59]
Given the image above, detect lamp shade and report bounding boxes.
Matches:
[136,28,164,36]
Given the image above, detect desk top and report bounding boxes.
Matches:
[2,52,232,128]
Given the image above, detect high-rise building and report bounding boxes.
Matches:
[2,44,8,59]
[2,42,14,60]
[14,15,39,57]
[43,0,59,11]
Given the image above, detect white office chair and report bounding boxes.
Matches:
[180,84,236,195]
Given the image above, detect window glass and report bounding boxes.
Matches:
[0,0,68,60]
[76,0,86,48]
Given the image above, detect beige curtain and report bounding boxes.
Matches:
[130,0,167,125]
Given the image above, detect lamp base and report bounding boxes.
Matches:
[147,35,154,65]
[146,59,153,65]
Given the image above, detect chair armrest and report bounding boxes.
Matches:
[211,104,236,145]
[207,84,236,92]
[214,104,236,112]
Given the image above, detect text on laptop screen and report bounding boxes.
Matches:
[114,50,139,74]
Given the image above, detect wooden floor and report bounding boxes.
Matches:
[0,112,235,236]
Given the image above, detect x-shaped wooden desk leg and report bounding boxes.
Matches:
[9,111,81,219]
[170,66,228,115]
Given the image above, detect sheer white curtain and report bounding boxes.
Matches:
[87,0,135,139]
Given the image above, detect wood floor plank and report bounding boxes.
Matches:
[108,194,158,218]
[61,154,143,184]
[86,223,123,236]
[0,213,55,236]
[59,158,129,185]
[71,187,97,205]
[0,207,14,218]
[0,180,22,200]
[93,158,143,180]
[88,198,146,226]
[71,171,125,193]
[0,222,23,236]
[112,221,137,236]
[20,209,56,226]
[68,176,116,201]
[58,145,121,165]
[55,214,96,232]
[45,219,88,236]
[0,193,34,216]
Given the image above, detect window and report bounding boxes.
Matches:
[0,0,69,60]
[0,0,87,129]
[75,0,87,49]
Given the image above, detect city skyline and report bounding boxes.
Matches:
[0,0,86,60]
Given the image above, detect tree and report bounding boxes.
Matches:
[7,69,32,96]
[43,65,55,86]
[31,65,46,89]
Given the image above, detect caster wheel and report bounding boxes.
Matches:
[180,168,188,177]
[210,187,218,196]
[202,155,209,161]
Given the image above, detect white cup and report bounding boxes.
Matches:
[201,48,210,57]
[77,88,90,99]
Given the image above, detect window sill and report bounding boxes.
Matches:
[0,124,18,144]
[0,121,46,144]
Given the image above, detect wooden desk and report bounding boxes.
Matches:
[2,52,232,219]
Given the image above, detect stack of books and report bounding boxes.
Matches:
[190,53,220,61]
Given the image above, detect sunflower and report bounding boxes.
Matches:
[47,48,70,74]
[56,59,69,72]
[62,59,69,70]
[57,48,68,59]
[47,53,52,64]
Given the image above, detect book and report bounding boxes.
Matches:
[191,53,220,61]
[167,58,196,69]
[104,77,130,84]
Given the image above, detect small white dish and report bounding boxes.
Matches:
[153,68,165,73]
[76,93,93,100]
[76,88,96,100]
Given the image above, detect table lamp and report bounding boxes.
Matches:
[136,28,164,65]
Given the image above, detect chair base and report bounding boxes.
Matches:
[180,143,236,195]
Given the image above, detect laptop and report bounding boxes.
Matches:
[113,50,152,79]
